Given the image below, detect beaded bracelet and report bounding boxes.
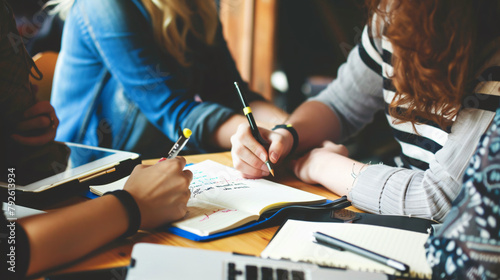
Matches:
[105,190,141,239]
[272,124,299,155]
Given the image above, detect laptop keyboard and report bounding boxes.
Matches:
[226,261,308,280]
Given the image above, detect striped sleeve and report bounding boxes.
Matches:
[358,25,383,75]
[309,25,385,140]
[350,107,496,222]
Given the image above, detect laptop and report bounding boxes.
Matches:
[126,243,389,280]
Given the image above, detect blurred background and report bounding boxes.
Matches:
[9,0,399,165]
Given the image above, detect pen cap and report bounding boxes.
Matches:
[183,128,192,138]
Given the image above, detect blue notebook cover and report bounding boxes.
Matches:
[165,197,350,242]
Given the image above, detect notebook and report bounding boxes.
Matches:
[261,220,432,279]
[126,243,389,280]
[90,160,327,239]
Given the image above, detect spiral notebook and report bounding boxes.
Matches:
[261,220,432,279]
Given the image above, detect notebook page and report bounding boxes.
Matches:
[185,160,325,215]
[261,220,432,279]
[89,175,129,196]
[172,198,257,236]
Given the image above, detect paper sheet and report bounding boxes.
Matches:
[261,220,432,279]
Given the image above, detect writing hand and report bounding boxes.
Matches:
[11,101,59,146]
[124,156,193,229]
[231,123,293,178]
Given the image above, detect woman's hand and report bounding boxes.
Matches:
[124,157,193,229]
[230,123,294,178]
[11,100,59,146]
[291,141,349,185]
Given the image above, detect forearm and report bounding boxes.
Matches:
[20,195,128,276]
[287,101,342,154]
[314,153,363,198]
[248,100,289,129]
[211,101,288,150]
[211,114,248,149]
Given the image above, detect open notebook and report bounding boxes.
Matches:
[261,220,432,279]
[90,160,327,239]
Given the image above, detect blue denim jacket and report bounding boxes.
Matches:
[51,0,263,158]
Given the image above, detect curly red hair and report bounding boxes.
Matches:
[366,0,500,129]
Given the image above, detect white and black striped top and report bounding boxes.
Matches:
[358,25,451,171]
[311,23,500,221]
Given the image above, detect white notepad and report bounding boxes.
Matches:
[261,220,432,279]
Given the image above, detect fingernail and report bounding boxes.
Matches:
[260,164,268,172]
[259,153,267,163]
[270,152,279,163]
[261,170,270,177]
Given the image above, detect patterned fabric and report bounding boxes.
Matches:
[426,106,500,279]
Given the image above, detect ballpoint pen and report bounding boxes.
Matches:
[158,128,192,162]
[233,82,274,176]
[313,231,410,273]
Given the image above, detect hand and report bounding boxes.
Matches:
[230,123,294,178]
[11,101,59,146]
[124,157,193,229]
[291,141,348,184]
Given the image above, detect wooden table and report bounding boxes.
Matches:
[42,152,360,277]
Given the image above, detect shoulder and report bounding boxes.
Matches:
[73,0,149,24]
[71,0,151,35]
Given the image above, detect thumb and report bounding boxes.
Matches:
[267,131,289,164]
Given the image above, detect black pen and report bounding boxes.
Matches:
[160,128,192,161]
[313,231,410,273]
[234,82,274,176]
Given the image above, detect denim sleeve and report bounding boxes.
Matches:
[72,0,243,151]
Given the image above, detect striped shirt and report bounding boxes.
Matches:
[359,25,452,171]
[311,23,500,221]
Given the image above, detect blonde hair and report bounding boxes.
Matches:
[47,0,218,66]
[141,0,218,66]
[45,0,74,20]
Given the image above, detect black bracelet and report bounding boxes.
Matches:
[105,190,141,239]
[272,124,299,155]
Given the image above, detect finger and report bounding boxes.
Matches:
[231,124,269,163]
[175,156,187,167]
[23,101,54,118]
[267,128,295,164]
[234,141,269,171]
[183,169,193,183]
[231,149,269,178]
[16,115,52,131]
[267,135,287,164]
[10,130,56,146]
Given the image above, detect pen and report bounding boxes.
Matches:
[233,82,274,176]
[313,231,410,273]
[159,128,192,162]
